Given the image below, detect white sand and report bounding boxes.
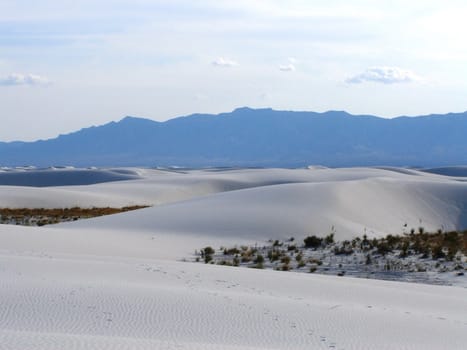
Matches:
[0,167,466,349]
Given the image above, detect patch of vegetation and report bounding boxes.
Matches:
[0,206,149,226]
[195,229,467,285]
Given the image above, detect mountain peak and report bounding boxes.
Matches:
[120,116,145,122]
[232,107,273,113]
[118,116,158,125]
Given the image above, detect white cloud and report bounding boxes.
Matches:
[279,57,297,72]
[346,66,420,84]
[279,64,295,72]
[0,73,51,86]
[211,57,239,67]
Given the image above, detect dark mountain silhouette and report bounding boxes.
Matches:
[1,107,466,167]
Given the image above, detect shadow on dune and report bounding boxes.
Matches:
[0,169,140,187]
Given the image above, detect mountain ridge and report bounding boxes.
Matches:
[1,107,466,167]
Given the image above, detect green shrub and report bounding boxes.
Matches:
[324,233,334,245]
[431,244,445,260]
[376,241,392,256]
[250,262,264,269]
[203,246,215,255]
[254,254,265,264]
[304,235,322,248]
[268,250,280,262]
[309,258,322,265]
[224,247,240,255]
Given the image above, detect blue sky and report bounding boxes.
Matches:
[1,0,467,141]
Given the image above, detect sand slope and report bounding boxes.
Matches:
[55,168,467,241]
[0,250,466,350]
[0,167,466,349]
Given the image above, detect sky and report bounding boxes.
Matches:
[1,0,467,141]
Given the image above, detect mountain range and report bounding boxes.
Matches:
[1,107,466,167]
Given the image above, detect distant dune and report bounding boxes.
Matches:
[1,166,466,243]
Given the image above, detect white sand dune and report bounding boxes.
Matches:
[56,167,467,241]
[0,167,466,349]
[1,251,466,350]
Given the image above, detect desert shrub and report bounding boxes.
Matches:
[324,233,335,245]
[309,258,323,265]
[201,246,215,263]
[268,249,280,262]
[399,242,410,258]
[224,247,240,255]
[371,238,379,248]
[203,246,215,255]
[309,266,317,273]
[446,247,457,261]
[272,240,282,247]
[254,254,265,264]
[376,241,392,256]
[304,235,322,248]
[351,238,359,248]
[241,254,252,263]
[443,231,460,253]
[416,265,426,272]
[281,255,291,264]
[334,241,354,255]
[385,234,401,249]
[361,234,371,251]
[250,263,264,269]
[431,244,445,260]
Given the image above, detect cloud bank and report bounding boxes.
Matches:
[0,73,50,86]
[346,66,420,84]
[211,57,239,67]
